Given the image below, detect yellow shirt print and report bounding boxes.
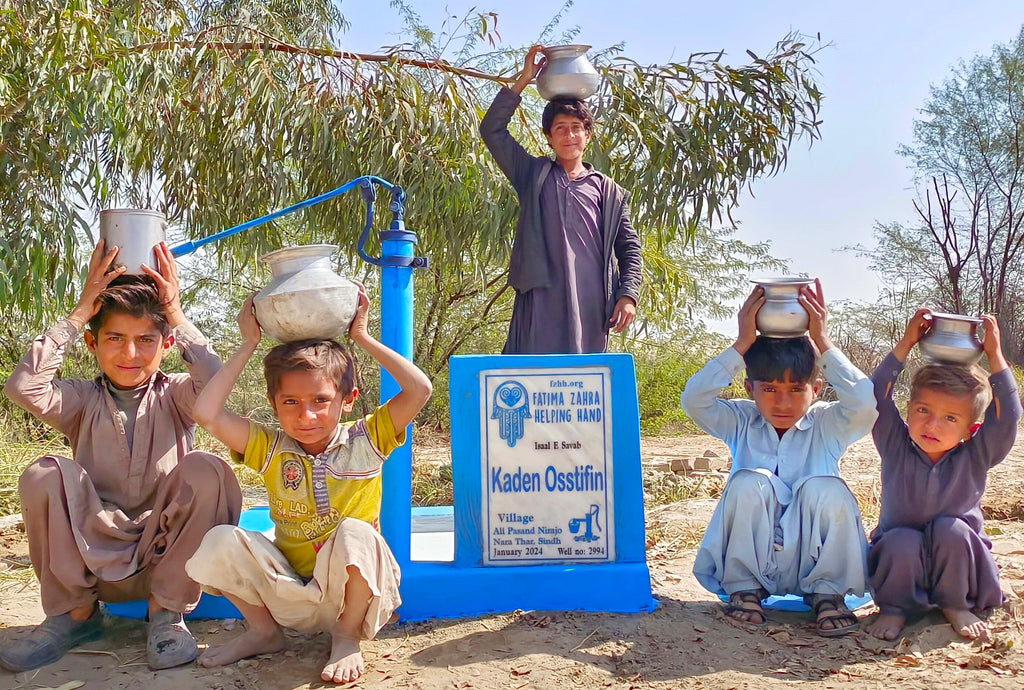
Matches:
[239,404,404,578]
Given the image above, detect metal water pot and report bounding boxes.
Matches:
[752,277,815,338]
[919,312,984,365]
[99,209,167,274]
[536,44,601,100]
[253,244,360,343]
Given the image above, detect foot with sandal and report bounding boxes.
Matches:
[806,593,859,637]
[0,603,104,672]
[724,588,768,626]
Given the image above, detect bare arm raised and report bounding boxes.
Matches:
[192,294,262,454]
[349,283,433,430]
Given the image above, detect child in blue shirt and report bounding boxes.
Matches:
[681,281,877,635]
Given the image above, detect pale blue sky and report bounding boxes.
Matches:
[337,1,1023,332]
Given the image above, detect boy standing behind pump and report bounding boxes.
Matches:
[480,45,642,354]
[680,281,877,636]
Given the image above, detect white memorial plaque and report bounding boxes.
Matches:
[481,367,614,565]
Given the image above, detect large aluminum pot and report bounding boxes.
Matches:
[536,44,601,101]
[919,312,984,365]
[752,277,815,338]
[253,244,360,343]
[99,209,167,274]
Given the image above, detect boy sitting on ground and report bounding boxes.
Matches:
[866,309,1021,641]
[185,284,432,685]
[680,280,878,636]
[0,241,242,672]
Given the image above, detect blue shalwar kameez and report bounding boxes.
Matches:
[680,347,878,597]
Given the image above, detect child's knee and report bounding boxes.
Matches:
[872,527,924,558]
[177,451,229,485]
[337,517,376,536]
[18,456,62,499]
[802,477,857,509]
[198,524,242,552]
[930,517,972,548]
[724,470,773,502]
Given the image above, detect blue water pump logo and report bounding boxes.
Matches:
[569,504,602,543]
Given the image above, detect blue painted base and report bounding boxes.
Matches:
[398,560,657,622]
[717,592,874,612]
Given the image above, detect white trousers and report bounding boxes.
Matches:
[185,518,401,637]
[693,470,868,597]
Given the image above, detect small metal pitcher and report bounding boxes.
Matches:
[99,209,167,274]
[919,313,984,365]
[253,244,360,342]
[536,44,601,101]
[752,277,815,338]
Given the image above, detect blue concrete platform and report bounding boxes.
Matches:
[717,592,874,612]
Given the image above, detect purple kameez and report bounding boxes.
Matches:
[505,165,607,354]
[868,353,1022,615]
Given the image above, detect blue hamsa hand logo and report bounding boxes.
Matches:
[492,380,531,448]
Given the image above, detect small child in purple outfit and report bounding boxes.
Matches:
[866,309,1022,641]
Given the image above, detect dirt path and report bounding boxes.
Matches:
[1,434,1023,690]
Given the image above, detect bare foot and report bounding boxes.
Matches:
[866,612,906,640]
[197,625,286,668]
[321,633,364,684]
[943,608,989,640]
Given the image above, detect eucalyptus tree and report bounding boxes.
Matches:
[1,0,823,374]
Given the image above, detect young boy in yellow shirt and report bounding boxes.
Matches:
[185,284,431,684]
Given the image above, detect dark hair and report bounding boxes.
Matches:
[743,336,818,384]
[263,339,357,400]
[87,275,171,338]
[541,98,595,136]
[910,364,991,422]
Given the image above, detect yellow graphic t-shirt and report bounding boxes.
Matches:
[239,404,404,578]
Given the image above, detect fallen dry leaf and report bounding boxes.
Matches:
[893,653,923,667]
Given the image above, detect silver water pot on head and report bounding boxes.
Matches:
[752,277,815,338]
[253,244,360,343]
[99,209,167,274]
[536,44,601,101]
[918,312,984,365]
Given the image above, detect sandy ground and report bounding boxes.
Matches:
[1,434,1023,690]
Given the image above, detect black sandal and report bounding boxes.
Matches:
[809,594,859,637]
[724,589,768,626]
